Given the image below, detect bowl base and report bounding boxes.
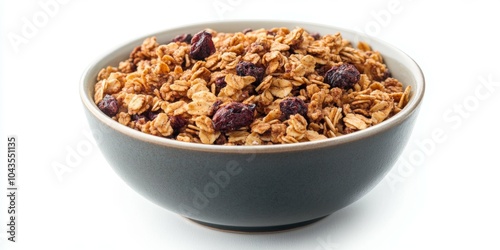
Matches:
[188,215,328,233]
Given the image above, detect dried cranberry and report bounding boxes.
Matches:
[212,102,254,132]
[169,115,187,132]
[324,63,360,89]
[214,76,227,94]
[214,134,227,145]
[242,28,253,34]
[189,31,216,60]
[131,110,159,121]
[209,99,223,117]
[382,69,392,80]
[133,114,148,126]
[310,32,321,40]
[132,114,148,121]
[172,33,192,44]
[236,61,265,84]
[147,110,160,120]
[315,64,331,77]
[97,94,118,117]
[280,97,308,120]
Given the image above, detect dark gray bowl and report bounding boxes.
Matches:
[80,21,424,232]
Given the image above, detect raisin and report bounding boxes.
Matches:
[131,110,159,122]
[280,97,308,120]
[236,61,265,84]
[315,64,331,77]
[189,31,216,60]
[214,134,227,145]
[242,28,253,34]
[212,102,254,132]
[208,99,223,117]
[172,33,192,44]
[382,69,392,80]
[147,110,160,120]
[169,115,187,132]
[324,63,360,89]
[132,114,148,121]
[97,94,118,117]
[214,76,227,95]
[133,115,148,126]
[310,32,321,40]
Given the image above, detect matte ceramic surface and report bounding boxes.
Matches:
[80,21,425,231]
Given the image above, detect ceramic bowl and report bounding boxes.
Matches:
[80,20,425,232]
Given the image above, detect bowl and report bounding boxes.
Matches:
[80,20,425,232]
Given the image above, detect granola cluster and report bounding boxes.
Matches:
[94,27,411,145]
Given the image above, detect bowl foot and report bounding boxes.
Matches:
[188,215,329,233]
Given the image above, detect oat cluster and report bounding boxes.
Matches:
[94,27,411,145]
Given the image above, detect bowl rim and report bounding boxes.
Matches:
[80,20,425,154]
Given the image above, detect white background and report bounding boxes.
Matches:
[1,0,500,249]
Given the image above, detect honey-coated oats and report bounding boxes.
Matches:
[94,27,411,145]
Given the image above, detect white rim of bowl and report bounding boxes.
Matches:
[80,20,425,154]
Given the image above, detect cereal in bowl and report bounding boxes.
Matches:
[94,27,411,145]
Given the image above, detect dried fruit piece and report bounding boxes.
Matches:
[214,76,227,95]
[169,115,187,132]
[315,64,331,77]
[147,110,160,121]
[310,32,321,40]
[236,61,264,84]
[131,113,147,121]
[208,99,223,117]
[98,94,118,117]
[214,134,227,145]
[172,33,192,44]
[280,97,308,120]
[242,28,253,34]
[382,69,392,80]
[131,110,159,122]
[190,31,216,60]
[212,102,254,132]
[324,63,360,89]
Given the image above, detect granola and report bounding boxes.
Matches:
[94,27,411,145]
